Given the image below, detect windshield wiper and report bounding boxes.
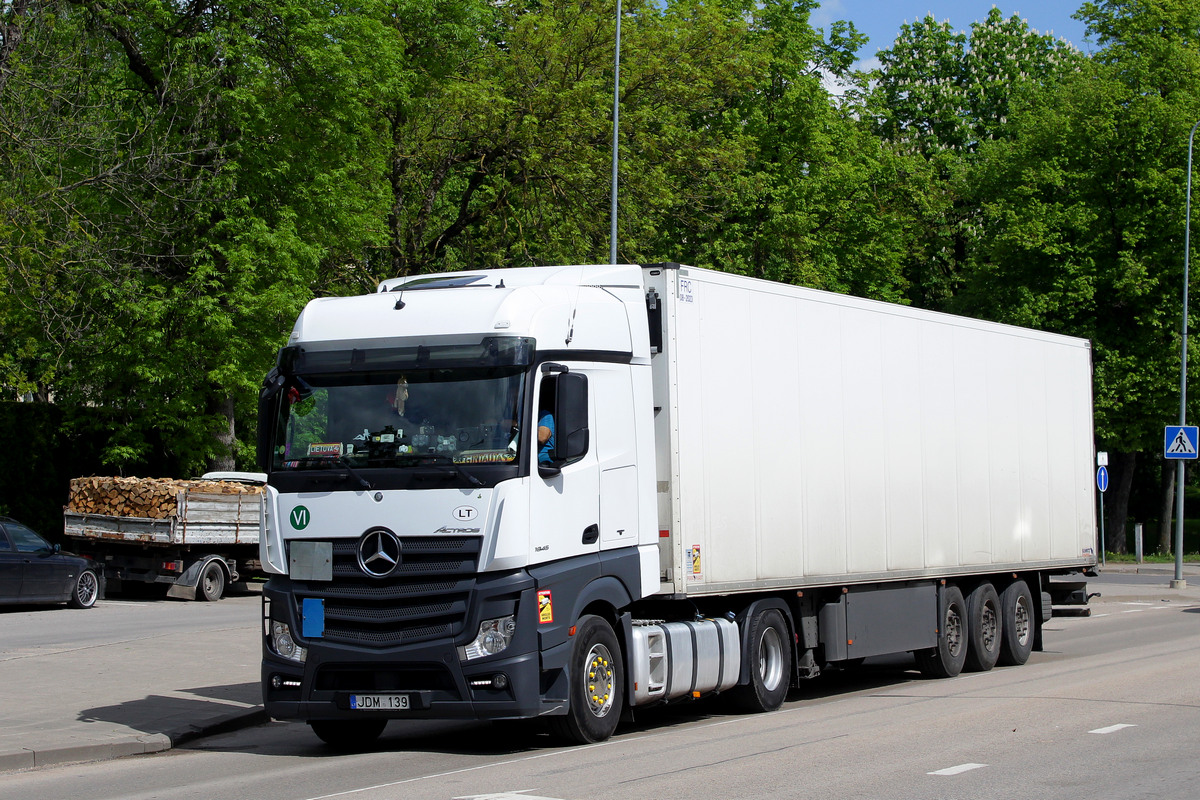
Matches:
[336,457,373,490]
[397,454,484,487]
[281,455,372,489]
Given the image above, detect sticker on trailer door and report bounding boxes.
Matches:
[689,545,702,580]
[538,590,554,624]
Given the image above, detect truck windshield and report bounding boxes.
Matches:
[271,367,526,473]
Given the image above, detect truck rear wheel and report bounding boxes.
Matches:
[198,560,226,602]
[915,585,968,679]
[549,615,624,744]
[730,608,792,713]
[309,719,386,750]
[964,583,1001,672]
[998,580,1034,666]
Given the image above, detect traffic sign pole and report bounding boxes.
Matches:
[1097,454,1108,566]
[1165,426,1198,587]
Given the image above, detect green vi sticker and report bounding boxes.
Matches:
[290,505,311,530]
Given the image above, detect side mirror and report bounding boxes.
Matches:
[257,369,285,472]
[553,372,589,463]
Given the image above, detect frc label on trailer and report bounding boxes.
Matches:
[538,590,554,624]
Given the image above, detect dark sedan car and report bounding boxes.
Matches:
[0,517,99,608]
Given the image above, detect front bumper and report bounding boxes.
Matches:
[261,573,565,723]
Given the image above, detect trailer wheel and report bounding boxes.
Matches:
[309,719,386,750]
[69,569,100,609]
[915,585,968,679]
[998,580,1034,666]
[197,560,226,602]
[730,608,792,713]
[964,583,1001,672]
[549,615,624,744]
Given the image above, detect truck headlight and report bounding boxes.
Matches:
[269,620,307,664]
[459,615,516,661]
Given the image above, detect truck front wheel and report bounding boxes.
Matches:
[550,615,624,744]
[197,560,226,602]
[915,585,968,679]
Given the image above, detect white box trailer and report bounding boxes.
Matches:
[255,263,1096,748]
[646,267,1096,595]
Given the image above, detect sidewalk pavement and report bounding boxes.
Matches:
[2,565,1198,775]
[0,592,266,774]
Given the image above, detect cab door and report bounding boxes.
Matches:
[527,366,600,563]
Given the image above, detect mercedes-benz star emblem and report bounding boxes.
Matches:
[357,528,402,578]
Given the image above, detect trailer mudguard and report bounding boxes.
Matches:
[165,554,231,599]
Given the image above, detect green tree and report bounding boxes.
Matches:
[0,1,431,472]
[957,0,1200,549]
[867,9,1083,309]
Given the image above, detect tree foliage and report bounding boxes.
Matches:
[1,0,1199,546]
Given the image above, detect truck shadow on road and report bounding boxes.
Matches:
[181,659,931,760]
[78,682,262,741]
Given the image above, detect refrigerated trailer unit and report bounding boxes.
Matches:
[257,263,1096,747]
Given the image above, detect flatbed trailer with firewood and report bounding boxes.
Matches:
[63,473,265,600]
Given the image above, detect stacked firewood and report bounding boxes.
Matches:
[66,476,263,520]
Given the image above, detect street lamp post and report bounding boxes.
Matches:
[1174,119,1200,588]
[609,0,622,265]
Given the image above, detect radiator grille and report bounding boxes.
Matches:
[291,537,481,648]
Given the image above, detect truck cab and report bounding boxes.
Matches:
[257,265,659,744]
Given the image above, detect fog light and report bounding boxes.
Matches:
[271,674,302,690]
[492,673,509,690]
[458,615,516,661]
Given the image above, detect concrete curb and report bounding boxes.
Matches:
[0,707,268,774]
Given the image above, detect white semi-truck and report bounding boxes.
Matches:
[256,263,1097,747]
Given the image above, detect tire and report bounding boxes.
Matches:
[68,569,100,609]
[998,580,1035,666]
[197,560,226,602]
[915,584,968,679]
[729,608,792,713]
[964,583,1001,672]
[309,719,386,750]
[549,615,624,744]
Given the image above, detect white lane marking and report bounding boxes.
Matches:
[455,793,565,800]
[928,763,987,776]
[1089,724,1137,735]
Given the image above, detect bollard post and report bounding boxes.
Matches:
[1134,522,1143,564]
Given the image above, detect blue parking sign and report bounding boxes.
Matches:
[1164,425,1199,459]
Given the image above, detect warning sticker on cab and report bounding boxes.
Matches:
[537,590,553,624]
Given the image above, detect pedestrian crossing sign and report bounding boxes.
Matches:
[1164,425,1199,459]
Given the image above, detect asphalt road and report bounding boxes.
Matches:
[4,572,1198,800]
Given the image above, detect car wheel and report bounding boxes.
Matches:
[69,569,100,609]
